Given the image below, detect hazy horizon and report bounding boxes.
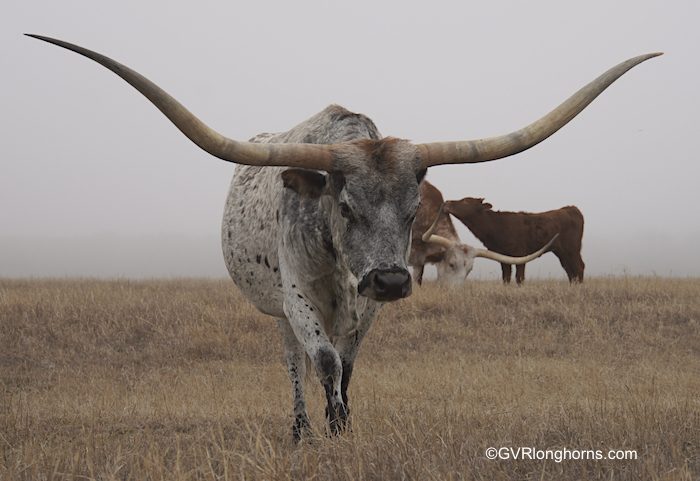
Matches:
[2,1,698,280]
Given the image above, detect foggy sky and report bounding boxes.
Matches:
[2,1,699,279]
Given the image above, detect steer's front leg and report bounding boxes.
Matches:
[333,299,379,428]
[282,286,347,436]
[316,345,348,435]
[276,318,312,442]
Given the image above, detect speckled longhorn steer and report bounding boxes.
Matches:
[222,113,419,438]
[27,34,659,441]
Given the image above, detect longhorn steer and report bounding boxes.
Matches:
[410,180,555,284]
[27,35,657,440]
[445,198,585,284]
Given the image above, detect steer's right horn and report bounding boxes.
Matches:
[26,35,336,171]
[418,53,662,169]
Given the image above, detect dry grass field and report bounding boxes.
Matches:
[1,277,698,480]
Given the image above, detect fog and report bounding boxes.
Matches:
[1,1,698,279]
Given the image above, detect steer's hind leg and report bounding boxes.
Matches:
[277,318,311,442]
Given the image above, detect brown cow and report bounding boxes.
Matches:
[410,180,459,284]
[444,198,585,284]
[410,181,557,284]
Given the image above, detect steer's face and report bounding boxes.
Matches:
[332,139,425,302]
[283,138,424,302]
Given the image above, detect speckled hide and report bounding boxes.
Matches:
[221,105,423,439]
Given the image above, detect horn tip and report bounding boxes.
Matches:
[25,33,54,44]
[639,52,663,61]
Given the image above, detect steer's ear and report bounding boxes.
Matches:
[281,169,327,198]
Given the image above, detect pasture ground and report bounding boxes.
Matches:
[1,278,698,480]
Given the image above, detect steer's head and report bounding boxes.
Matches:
[25,35,660,300]
[282,138,424,301]
[332,139,424,301]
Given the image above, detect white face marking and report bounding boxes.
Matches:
[436,246,477,285]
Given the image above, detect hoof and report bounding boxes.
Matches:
[325,403,349,436]
[292,413,311,443]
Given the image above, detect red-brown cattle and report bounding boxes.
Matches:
[444,198,585,284]
[409,181,460,284]
[410,181,557,284]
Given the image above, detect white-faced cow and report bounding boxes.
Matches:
[410,180,555,284]
[445,197,585,284]
[27,35,658,440]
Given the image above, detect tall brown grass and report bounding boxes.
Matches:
[1,278,698,480]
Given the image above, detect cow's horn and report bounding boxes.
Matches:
[474,234,559,264]
[424,234,456,249]
[26,34,335,171]
[422,203,456,248]
[418,53,662,169]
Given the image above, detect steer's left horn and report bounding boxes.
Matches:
[418,53,662,169]
[474,234,559,264]
[25,34,336,171]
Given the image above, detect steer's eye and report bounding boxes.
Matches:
[339,202,352,219]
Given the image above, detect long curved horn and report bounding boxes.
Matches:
[418,53,662,169]
[26,34,335,170]
[475,233,559,264]
[422,203,456,248]
[424,234,456,249]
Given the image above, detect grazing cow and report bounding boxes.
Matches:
[410,180,458,284]
[445,198,585,284]
[410,180,555,284]
[27,34,657,440]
